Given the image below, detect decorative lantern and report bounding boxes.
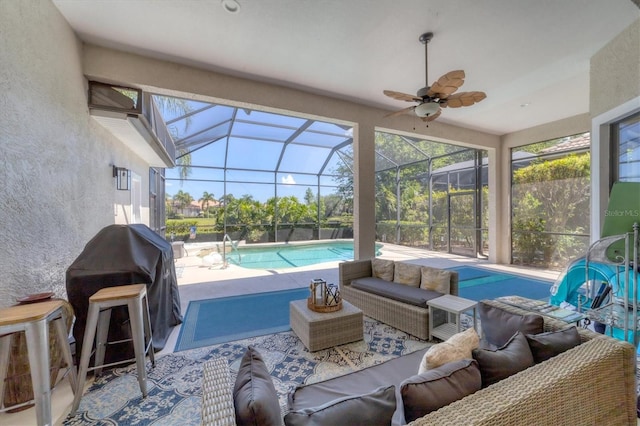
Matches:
[308,279,342,312]
[325,284,341,306]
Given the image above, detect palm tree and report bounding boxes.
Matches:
[173,190,194,215]
[199,191,216,218]
[153,95,193,182]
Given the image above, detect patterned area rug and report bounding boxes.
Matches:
[63,317,430,425]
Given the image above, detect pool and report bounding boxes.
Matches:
[226,241,381,269]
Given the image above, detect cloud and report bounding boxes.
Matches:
[281,174,296,185]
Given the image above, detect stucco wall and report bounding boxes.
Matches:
[0,0,147,307]
[590,18,640,118]
[590,17,640,239]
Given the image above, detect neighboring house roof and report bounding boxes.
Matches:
[540,133,590,154]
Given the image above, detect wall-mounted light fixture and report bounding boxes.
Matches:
[113,166,130,191]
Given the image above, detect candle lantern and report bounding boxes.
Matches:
[308,278,342,312]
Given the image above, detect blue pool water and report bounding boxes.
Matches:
[450,266,553,302]
[227,241,381,269]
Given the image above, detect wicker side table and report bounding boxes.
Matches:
[290,299,363,352]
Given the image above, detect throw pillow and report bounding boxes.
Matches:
[420,266,451,294]
[418,328,480,373]
[233,346,281,426]
[472,331,535,387]
[525,326,582,363]
[283,385,396,426]
[478,302,544,349]
[401,359,482,422]
[394,262,422,287]
[372,258,395,282]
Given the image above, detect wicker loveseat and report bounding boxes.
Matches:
[339,259,459,340]
[201,300,637,426]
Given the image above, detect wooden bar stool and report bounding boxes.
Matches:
[71,284,154,414]
[0,299,77,426]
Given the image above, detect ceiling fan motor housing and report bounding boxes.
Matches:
[415,101,440,117]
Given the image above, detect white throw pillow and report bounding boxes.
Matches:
[419,328,479,373]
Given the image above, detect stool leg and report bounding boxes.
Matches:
[53,314,77,394]
[93,308,112,377]
[142,294,155,367]
[71,302,100,414]
[24,318,51,426]
[128,298,148,397]
[0,334,12,410]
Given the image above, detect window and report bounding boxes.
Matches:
[510,133,590,270]
[611,112,640,184]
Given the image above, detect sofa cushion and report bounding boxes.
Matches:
[401,359,482,423]
[394,262,422,287]
[351,277,443,308]
[284,385,396,426]
[287,347,428,426]
[233,346,281,426]
[525,326,582,363]
[478,301,544,349]
[372,258,395,281]
[472,331,535,387]
[419,328,479,373]
[420,266,451,294]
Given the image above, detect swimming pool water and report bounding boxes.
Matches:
[226,241,380,269]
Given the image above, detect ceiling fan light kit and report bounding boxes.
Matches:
[415,102,440,118]
[384,31,486,123]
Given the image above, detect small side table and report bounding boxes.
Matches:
[428,294,477,341]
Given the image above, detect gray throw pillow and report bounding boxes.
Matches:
[401,359,481,423]
[233,346,281,426]
[525,326,582,363]
[478,302,544,348]
[283,385,396,426]
[472,331,535,387]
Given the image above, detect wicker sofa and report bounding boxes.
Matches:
[339,259,459,340]
[200,299,637,425]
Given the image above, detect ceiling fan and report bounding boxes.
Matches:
[383,32,486,123]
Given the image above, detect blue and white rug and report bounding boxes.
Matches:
[63,317,430,425]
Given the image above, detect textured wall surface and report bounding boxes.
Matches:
[590,18,640,118]
[0,0,145,307]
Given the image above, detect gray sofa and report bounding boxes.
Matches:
[339,259,459,340]
[201,299,637,426]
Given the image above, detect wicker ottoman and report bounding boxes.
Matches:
[290,299,363,351]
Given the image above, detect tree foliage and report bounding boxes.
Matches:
[512,152,590,265]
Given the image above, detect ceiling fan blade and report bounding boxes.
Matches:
[426,70,465,98]
[420,109,441,122]
[441,91,487,108]
[383,90,422,102]
[385,105,416,118]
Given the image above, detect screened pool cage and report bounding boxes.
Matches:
[155,95,488,257]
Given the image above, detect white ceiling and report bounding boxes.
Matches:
[53,0,639,136]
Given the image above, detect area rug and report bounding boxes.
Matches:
[450,266,553,301]
[63,317,430,425]
[175,287,309,351]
